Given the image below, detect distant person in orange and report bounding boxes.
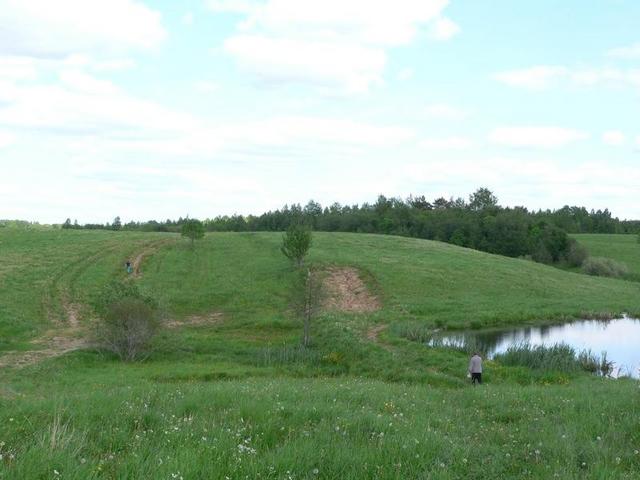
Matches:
[469,352,483,385]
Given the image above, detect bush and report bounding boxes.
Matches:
[94,282,161,362]
[566,239,589,267]
[531,245,553,264]
[582,257,629,278]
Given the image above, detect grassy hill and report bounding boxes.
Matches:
[1,229,640,478]
[573,233,640,279]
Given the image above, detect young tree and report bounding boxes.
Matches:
[112,216,122,231]
[62,218,72,229]
[281,224,312,267]
[181,219,205,247]
[292,268,325,347]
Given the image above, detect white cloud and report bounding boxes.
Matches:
[0,0,166,57]
[429,17,460,41]
[568,68,640,88]
[0,69,199,136]
[419,136,472,150]
[211,0,455,92]
[218,116,414,147]
[0,56,413,156]
[397,68,414,81]
[194,80,220,93]
[0,56,39,80]
[602,131,626,147]
[207,0,258,13]
[0,131,15,148]
[494,65,640,90]
[224,35,386,92]
[493,66,567,90]
[424,103,469,120]
[607,43,640,60]
[182,12,195,25]
[488,127,588,149]
[232,0,450,45]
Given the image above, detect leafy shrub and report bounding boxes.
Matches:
[531,245,553,264]
[582,257,629,278]
[94,282,161,362]
[566,240,589,267]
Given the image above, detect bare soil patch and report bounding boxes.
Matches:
[166,312,224,329]
[0,337,88,370]
[323,267,381,313]
[0,297,89,370]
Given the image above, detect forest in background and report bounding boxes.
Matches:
[51,188,639,266]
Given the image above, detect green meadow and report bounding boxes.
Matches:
[573,233,640,280]
[1,229,640,479]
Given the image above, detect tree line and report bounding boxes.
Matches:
[60,188,639,265]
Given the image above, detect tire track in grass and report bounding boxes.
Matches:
[0,238,173,369]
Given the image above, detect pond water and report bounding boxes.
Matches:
[432,316,640,378]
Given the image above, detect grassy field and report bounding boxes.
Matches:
[1,228,640,478]
[573,234,640,279]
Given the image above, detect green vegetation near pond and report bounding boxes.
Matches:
[1,229,640,478]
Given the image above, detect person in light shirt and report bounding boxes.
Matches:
[468,352,483,385]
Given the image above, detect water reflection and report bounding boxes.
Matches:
[432,316,640,378]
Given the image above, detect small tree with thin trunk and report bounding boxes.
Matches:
[292,268,324,347]
[181,219,205,247]
[281,224,312,267]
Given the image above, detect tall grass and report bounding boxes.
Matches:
[255,344,321,366]
[495,343,615,376]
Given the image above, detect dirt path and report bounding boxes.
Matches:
[323,267,381,313]
[0,299,89,370]
[320,267,393,351]
[366,323,388,342]
[166,312,224,328]
[131,239,173,278]
[1,239,177,370]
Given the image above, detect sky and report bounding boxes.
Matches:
[1,0,639,224]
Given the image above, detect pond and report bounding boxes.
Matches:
[431,316,640,378]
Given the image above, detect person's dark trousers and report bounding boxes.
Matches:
[471,373,482,385]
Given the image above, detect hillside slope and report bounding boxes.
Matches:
[138,231,640,327]
[2,229,640,354]
[2,229,640,478]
